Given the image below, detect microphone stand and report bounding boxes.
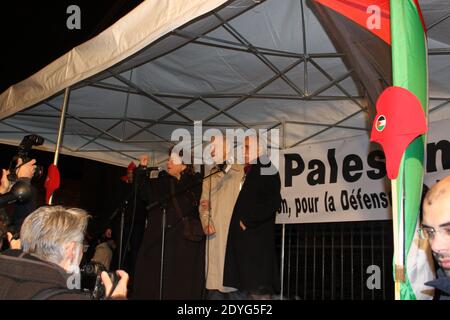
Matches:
[159,201,168,300]
[143,164,229,300]
[118,201,127,270]
[108,196,130,270]
[121,171,148,271]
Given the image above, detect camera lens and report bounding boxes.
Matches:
[83,263,95,275]
[34,165,44,179]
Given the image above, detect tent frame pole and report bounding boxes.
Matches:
[48,87,70,205]
[280,120,286,300]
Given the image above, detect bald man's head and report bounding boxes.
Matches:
[424,176,450,207]
[422,175,450,276]
[210,135,226,162]
[244,135,261,164]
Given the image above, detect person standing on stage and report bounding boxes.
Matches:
[132,149,205,299]
[224,134,282,299]
[199,135,245,299]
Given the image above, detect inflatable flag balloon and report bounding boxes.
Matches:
[310,0,433,299]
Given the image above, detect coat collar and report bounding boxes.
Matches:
[0,249,69,287]
[425,268,450,295]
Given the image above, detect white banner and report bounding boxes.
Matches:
[276,118,450,224]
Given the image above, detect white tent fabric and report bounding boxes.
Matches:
[0,0,449,167]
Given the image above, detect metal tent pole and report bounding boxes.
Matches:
[280,120,287,300]
[48,87,70,205]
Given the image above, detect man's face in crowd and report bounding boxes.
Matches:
[423,176,450,276]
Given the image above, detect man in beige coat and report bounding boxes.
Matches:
[199,136,245,299]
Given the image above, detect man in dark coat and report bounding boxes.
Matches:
[422,175,450,300]
[0,249,90,300]
[0,206,128,300]
[224,135,281,299]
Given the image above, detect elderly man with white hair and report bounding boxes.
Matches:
[223,134,282,299]
[199,134,245,299]
[0,206,128,300]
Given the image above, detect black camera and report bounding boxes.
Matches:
[92,271,119,300]
[80,261,119,300]
[8,134,44,183]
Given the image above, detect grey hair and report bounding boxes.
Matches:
[20,206,90,264]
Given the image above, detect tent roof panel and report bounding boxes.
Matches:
[0,0,449,167]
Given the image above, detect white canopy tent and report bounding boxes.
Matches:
[0,0,449,168]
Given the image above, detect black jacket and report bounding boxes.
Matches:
[224,156,282,294]
[0,249,89,300]
[426,268,450,300]
[132,170,205,299]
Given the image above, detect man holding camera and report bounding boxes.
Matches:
[0,158,36,195]
[1,158,37,247]
[0,206,129,299]
[1,135,46,234]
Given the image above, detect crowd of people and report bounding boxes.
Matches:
[0,133,449,300]
[0,134,283,300]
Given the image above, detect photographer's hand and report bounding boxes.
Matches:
[101,270,129,299]
[7,232,21,250]
[16,158,36,179]
[0,169,11,194]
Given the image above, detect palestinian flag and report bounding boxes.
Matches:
[376,115,386,132]
[309,0,434,299]
[388,0,431,301]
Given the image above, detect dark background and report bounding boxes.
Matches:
[0,0,143,92]
[0,0,144,228]
[0,143,129,230]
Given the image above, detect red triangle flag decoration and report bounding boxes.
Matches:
[314,0,391,44]
[45,164,60,204]
[370,86,427,179]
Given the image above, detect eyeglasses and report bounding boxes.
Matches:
[418,226,450,241]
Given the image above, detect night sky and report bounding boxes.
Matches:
[0,1,143,227]
[0,0,143,93]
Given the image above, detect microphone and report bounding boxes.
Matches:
[136,166,161,172]
[136,166,163,179]
[158,170,168,177]
[109,200,128,220]
[216,160,232,174]
[146,166,161,171]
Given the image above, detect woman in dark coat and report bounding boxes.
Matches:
[132,151,205,300]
